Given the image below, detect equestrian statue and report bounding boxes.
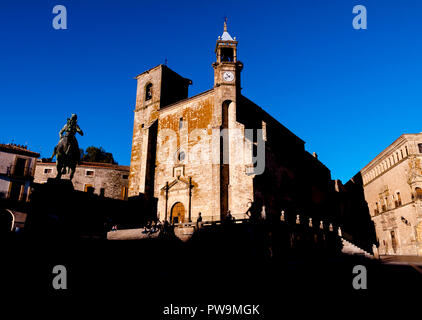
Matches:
[51,113,83,180]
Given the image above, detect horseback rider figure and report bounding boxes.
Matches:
[52,113,83,180]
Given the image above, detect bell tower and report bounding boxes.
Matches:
[212,19,243,220]
[213,19,243,91]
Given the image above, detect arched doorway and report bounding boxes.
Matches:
[171,202,185,224]
[0,208,15,234]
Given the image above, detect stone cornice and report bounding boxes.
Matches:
[362,134,414,174]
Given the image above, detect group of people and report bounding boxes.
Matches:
[142,219,162,235]
[110,208,264,235]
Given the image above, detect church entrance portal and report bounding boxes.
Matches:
[171,202,185,224]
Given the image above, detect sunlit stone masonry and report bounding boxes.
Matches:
[129,21,340,226]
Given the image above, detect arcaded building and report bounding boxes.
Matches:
[129,22,339,225]
[361,133,422,256]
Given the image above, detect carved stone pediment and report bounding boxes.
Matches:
[160,176,196,195]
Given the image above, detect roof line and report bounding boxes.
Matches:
[159,88,214,112]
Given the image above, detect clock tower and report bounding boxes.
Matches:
[212,19,244,220]
[213,19,243,92]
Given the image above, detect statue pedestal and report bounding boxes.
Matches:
[46,178,74,192]
[25,178,76,240]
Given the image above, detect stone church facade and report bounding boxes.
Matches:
[129,22,338,225]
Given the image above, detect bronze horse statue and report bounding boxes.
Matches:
[51,114,83,180]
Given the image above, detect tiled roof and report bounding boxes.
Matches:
[37,160,129,171]
[0,144,40,158]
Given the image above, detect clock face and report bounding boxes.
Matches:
[223,71,234,82]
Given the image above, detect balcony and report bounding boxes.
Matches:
[2,165,33,179]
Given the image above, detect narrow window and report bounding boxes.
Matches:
[86,170,94,176]
[178,151,185,162]
[179,117,183,130]
[145,83,153,101]
[418,143,422,153]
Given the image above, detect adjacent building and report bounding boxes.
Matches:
[0,143,40,201]
[128,22,340,226]
[34,161,130,200]
[360,133,422,256]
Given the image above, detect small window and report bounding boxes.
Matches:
[178,151,185,162]
[418,143,422,153]
[86,170,94,176]
[122,174,129,180]
[179,117,183,130]
[44,168,52,174]
[415,187,422,200]
[145,83,153,101]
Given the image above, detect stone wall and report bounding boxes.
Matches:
[34,162,129,200]
[128,29,346,229]
[361,134,422,255]
[155,91,218,222]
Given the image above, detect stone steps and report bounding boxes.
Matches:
[341,238,374,258]
[107,228,160,240]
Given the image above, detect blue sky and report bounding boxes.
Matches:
[1,0,422,182]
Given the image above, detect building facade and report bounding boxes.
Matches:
[129,22,340,225]
[361,134,422,256]
[0,144,40,201]
[34,161,129,200]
